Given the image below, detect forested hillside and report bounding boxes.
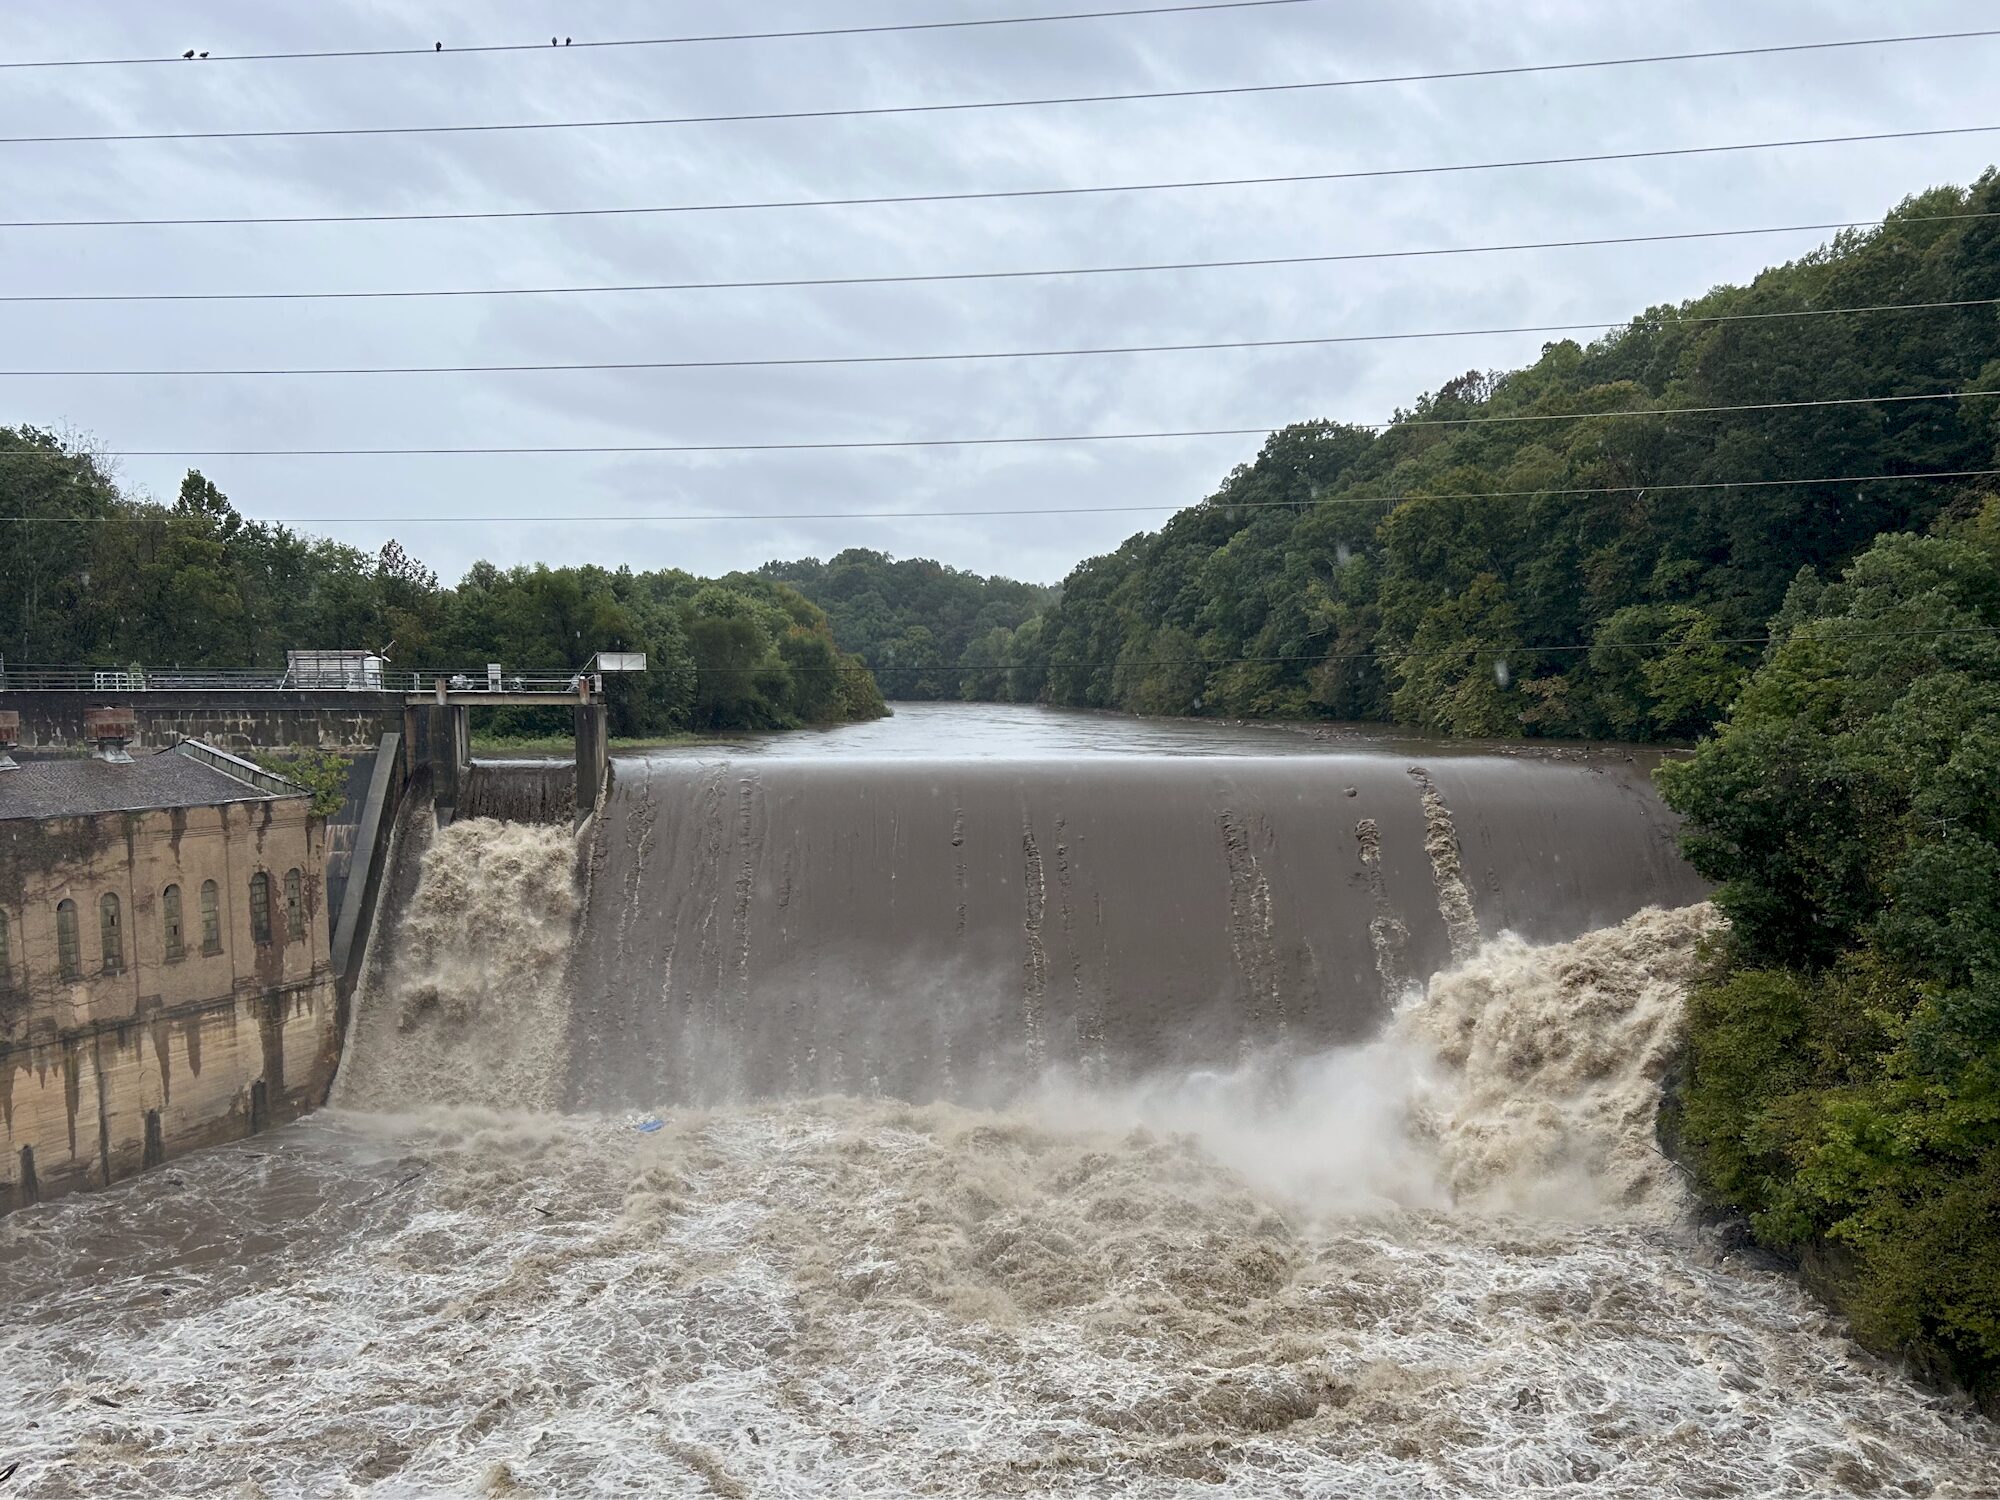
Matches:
[758,549,1053,700]
[977,174,2000,738]
[1660,508,2000,1409]
[0,439,885,736]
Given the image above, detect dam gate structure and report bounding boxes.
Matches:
[0,656,639,1207]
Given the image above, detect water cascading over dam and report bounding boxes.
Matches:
[566,751,1703,1106]
[345,744,1707,1111]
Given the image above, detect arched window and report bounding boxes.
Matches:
[249,872,272,945]
[99,892,123,974]
[200,880,222,955]
[284,868,304,942]
[162,884,185,962]
[56,899,81,980]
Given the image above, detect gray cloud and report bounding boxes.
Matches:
[3,0,1995,586]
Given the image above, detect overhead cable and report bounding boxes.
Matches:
[8,126,1993,225]
[9,214,1993,302]
[0,1,1326,69]
[0,392,1990,458]
[0,394,1988,445]
[551,627,2000,673]
[3,30,1994,135]
[6,299,1989,375]
[5,466,1996,525]
[4,76,1998,146]
[813,626,2000,672]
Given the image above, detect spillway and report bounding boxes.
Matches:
[564,748,1703,1108]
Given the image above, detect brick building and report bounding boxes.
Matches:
[0,711,339,1208]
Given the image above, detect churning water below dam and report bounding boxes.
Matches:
[3,705,1996,1496]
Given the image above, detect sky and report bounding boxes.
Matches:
[3,0,1996,588]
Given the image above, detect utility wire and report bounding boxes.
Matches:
[0,402,1984,472]
[0,395,1989,449]
[9,214,1991,302]
[0,394,1992,458]
[5,30,1996,137]
[12,628,1991,678]
[842,626,2000,671]
[658,625,2000,673]
[0,1,1325,69]
[7,300,1989,376]
[8,125,1993,225]
[6,468,1996,523]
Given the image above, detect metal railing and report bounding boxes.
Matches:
[0,662,589,695]
[415,670,586,695]
[0,664,293,692]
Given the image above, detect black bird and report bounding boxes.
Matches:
[182,49,195,59]
[198,51,208,58]
[564,37,572,45]
[434,41,442,51]
[550,36,558,46]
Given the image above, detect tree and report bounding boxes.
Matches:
[1020,172,2000,737]
[1659,521,2000,1406]
[1388,574,1523,735]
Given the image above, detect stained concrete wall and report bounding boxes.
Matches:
[459,760,577,825]
[323,748,380,925]
[1,690,401,754]
[0,798,337,1209]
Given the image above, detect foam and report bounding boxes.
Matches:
[6,905,1994,1495]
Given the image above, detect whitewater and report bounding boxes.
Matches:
[2,710,1995,1496]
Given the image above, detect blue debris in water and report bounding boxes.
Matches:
[632,1115,664,1135]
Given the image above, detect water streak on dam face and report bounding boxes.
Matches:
[564,748,1707,1110]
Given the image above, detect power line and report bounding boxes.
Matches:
[0,395,1991,455]
[5,29,1995,137]
[6,300,1989,377]
[9,125,1993,226]
[6,467,1995,524]
[694,625,2000,673]
[14,626,1991,680]
[9,214,1992,303]
[0,1,1325,69]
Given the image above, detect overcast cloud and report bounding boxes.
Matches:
[4,0,1996,586]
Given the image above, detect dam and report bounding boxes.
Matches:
[2,705,1995,1496]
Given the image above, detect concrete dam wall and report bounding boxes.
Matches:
[337,748,1708,1113]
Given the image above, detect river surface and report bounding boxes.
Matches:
[650,700,1670,762]
[2,706,1995,1497]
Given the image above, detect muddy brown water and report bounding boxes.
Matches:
[3,704,1995,1497]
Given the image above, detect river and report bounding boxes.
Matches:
[2,705,1994,1496]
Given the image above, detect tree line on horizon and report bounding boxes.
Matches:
[773,176,2000,745]
[0,446,885,736]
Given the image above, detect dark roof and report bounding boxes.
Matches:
[0,745,296,821]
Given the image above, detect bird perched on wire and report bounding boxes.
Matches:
[182,49,195,59]
[434,41,442,51]
[550,36,558,46]
[564,37,573,45]
[198,51,209,58]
